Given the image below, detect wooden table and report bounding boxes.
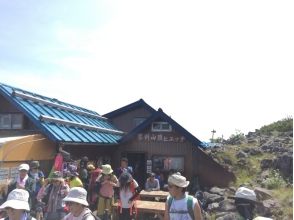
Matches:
[112,200,166,220]
[139,190,169,201]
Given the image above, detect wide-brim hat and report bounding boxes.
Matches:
[0,189,30,211]
[229,187,258,203]
[168,172,190,188]
[63,187,88,206]
[102,164,113,175]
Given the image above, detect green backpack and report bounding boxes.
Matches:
[167,195,195,220]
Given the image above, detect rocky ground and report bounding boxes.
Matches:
[201,130,293,220]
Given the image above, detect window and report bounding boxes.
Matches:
[0,114,24,129]
[152,156,184,172]
[151,122,172,132]
[133,117,146,127]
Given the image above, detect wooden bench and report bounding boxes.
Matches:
[139,190,169,201]
[112,200,166,220]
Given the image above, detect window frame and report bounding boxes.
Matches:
[0,113,24,130]
[152,155,185,172]
[151,121,172,132]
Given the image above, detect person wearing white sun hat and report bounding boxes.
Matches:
[0,189,36,220]
[62,187,99,220]
[164,172,202,220]
[6,164,35,209]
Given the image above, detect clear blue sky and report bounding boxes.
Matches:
[0,1,293,141]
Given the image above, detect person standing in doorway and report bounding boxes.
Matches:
[115,158,133,178]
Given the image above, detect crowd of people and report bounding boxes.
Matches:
[0,155,270,220]
[0,157,151,220]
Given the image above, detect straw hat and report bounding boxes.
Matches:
[101,164,113,175]
[63,187,88,206]
[168,172,190,188]
[0,189,30,211]
[18,163,30,171]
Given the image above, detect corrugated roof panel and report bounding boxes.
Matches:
[57,125,80,142]
[103,133,116,143]
[67,128,89,142]
[46,123,73,142]
[76,128,94,142]
[94,132,108,143]
[100,132,114,143]
[17,100,41,120]
[85,130,101,143]
[0,83,124,145]
[88,131,104,143]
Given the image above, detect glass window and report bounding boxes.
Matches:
[0,113,24,129]
[0,114,11,129]
[151,122,172,132]
[12,114,24,129]
[152,156,184,172]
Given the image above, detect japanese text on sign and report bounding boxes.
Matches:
[137,133,185,143]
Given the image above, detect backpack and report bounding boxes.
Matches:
[82,212,99,220]
[167,195,195,220]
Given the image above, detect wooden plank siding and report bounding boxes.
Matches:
[108,107,152,133]
[193,147,235,187]
[114,129,195,180]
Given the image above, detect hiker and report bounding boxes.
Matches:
[230,187,273,220]
[28,161,45,213]
[79,156,89,189]
[67,165,83,188]
[145,172,160,191]
[164,172,202,220]
[87,164,102,211]
[37,171,69,220]
[62,187,99,220]
[28,161,45,194]
[0,188,36,220]
[117,172,140,220]
[6,164,35,209]
[115,158,133,178]
[95,164,118,219]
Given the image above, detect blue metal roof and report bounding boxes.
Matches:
[0,83,123,144]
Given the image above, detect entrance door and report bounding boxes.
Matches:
[126,153,146,188]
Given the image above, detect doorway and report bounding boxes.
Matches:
[126,152,146,188]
